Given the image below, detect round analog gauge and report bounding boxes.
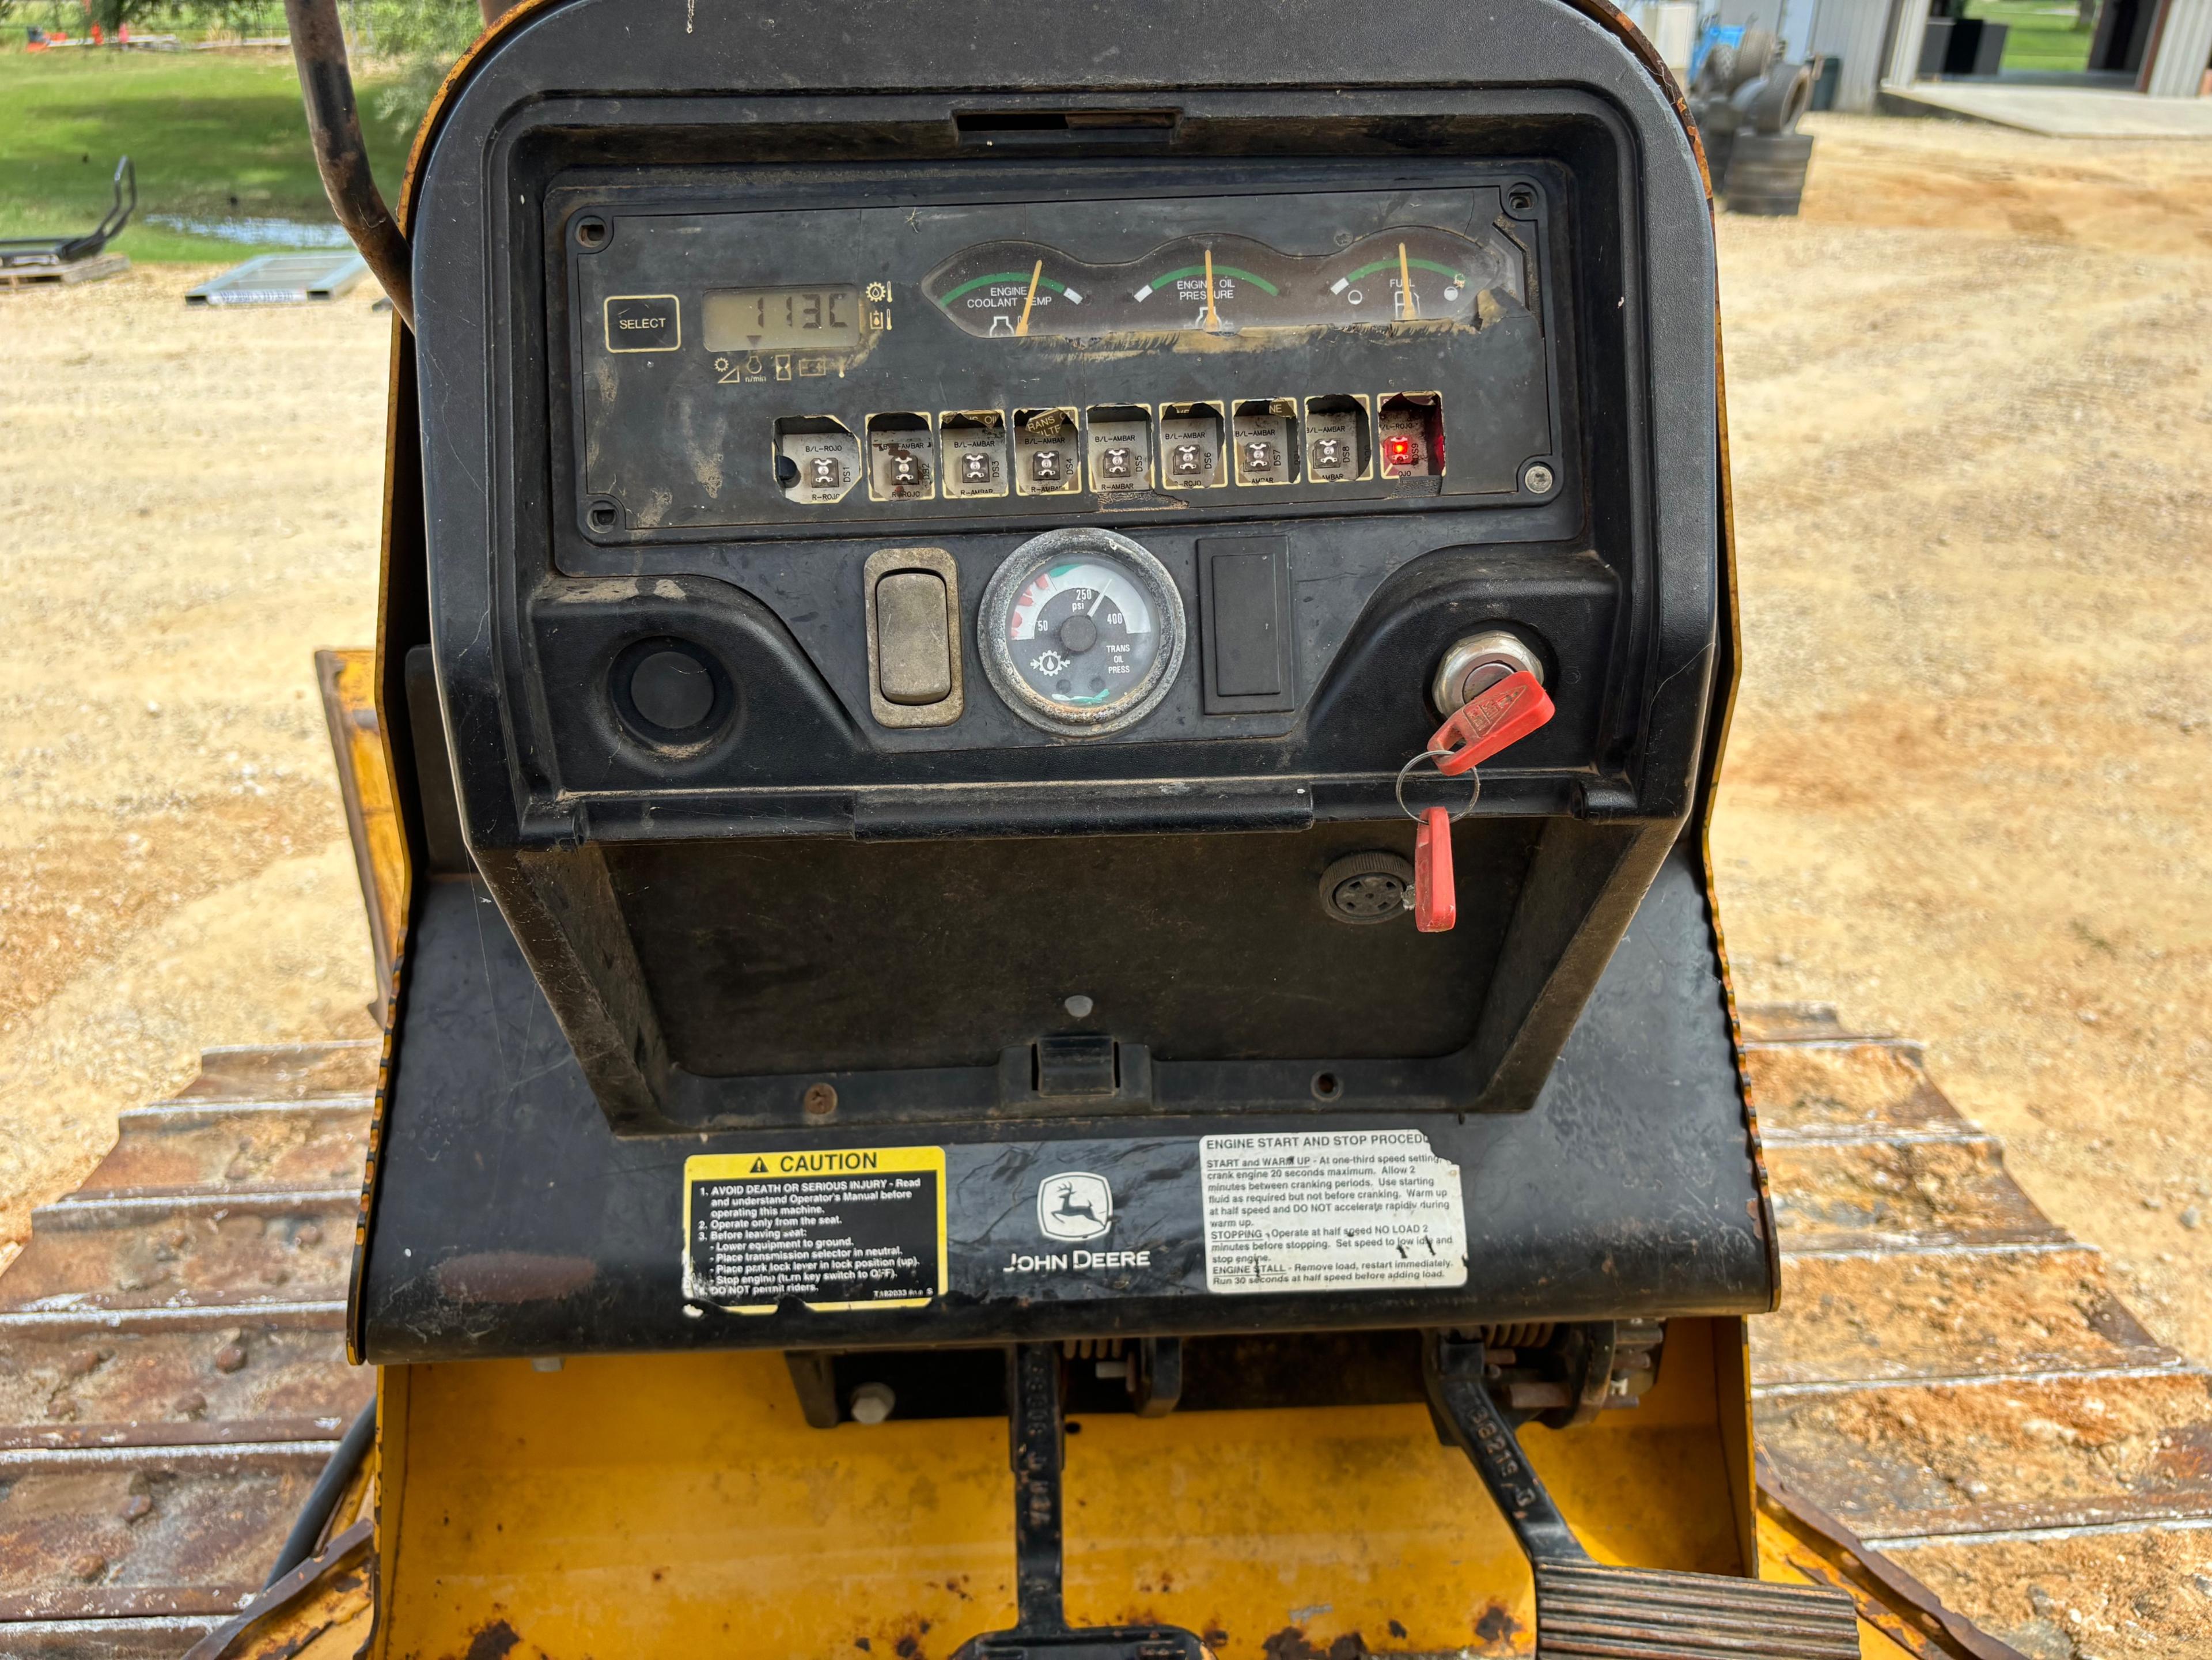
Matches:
[980,528,1186,736]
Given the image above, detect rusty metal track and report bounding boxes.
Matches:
[0,1045,374,1658]
[1744,1004,2212,1657]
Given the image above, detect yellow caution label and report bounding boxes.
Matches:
[682,1147,946,1315]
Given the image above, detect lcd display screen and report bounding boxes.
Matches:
[701,285,865,352]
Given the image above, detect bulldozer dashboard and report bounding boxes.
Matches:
[362,19,1759,1374]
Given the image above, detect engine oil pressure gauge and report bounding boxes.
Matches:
[980,528,1186,736]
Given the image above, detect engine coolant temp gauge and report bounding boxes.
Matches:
[980,528,1187,736]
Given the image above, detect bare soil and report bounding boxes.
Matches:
[0,121,2207,1638]
[1713,115,2212,1366]
[0,265,386,1264]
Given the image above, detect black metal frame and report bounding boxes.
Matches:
[0,156,134,269]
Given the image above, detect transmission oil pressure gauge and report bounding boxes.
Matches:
[980,528,1187,736]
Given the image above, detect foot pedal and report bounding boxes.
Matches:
[1532,1561,1859,1658]
[1425,1333,1861,1660]
[952,1345,1208,1660]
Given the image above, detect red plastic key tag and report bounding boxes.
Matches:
[1414,806,1456,932]
[1430,669,1555,777]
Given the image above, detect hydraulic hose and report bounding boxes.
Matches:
[264,1398,378,1589]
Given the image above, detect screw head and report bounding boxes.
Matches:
[802,1082,838,1120]
[1523,462,1556,495]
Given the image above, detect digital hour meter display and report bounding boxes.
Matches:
[701,285,865,353]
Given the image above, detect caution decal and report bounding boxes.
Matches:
[683,1147,948,1314]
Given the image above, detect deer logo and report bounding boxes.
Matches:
[1036,1171,1113,1242]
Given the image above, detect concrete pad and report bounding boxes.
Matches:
[1881,80,2212,137]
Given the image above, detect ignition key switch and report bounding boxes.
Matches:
[1431,629,1545,717]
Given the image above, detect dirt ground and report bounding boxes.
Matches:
[0,271,387,1264]
[0,105,2207,1473]
[1711,114,2212,1369]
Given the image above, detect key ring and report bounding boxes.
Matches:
[1395,748,1482,822]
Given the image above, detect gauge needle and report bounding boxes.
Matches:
[1089,589,1110,617]
[1204,247,1220,331]
[1399,241,1416,320]
[1016,259,1044,338]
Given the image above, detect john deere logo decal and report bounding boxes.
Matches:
[1037,1172,1113,1242]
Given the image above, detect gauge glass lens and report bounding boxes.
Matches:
[1123,235,1288,333]
[1007,558,1160,711]
[923,227,1518,339]
[922,243,1092,338]
[1320,230,1497,327]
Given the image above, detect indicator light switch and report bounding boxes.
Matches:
[940,411,1010,500]
[1231,400,1300,486]
[1012,407,1082,496]
[865,549,964,728]
[876,572,953,706]
[1085,406,1154,496]
[1158,402,1226,490]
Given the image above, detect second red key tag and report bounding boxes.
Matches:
[1414,805,1456,932]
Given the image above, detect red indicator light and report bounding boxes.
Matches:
[1384,437,1417,467]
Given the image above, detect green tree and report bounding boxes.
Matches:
[357,0,482,134]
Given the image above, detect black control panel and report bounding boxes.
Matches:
[561,177,1564,540]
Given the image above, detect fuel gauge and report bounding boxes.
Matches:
[1322,228,1503,327]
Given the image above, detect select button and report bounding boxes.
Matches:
[604,294,680,353]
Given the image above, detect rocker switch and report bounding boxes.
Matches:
[876,570,953,706]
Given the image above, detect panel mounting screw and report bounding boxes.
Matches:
[1522,462,1556,495]
[575,216,609,249]
[803,1082,838,1120]
[1508,186,1536,213]
[586,498,620,532]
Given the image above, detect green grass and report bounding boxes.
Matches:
[0,47,416,262]
[1958,0,2097,73]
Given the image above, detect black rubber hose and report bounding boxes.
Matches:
[264,1398,378,1589]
